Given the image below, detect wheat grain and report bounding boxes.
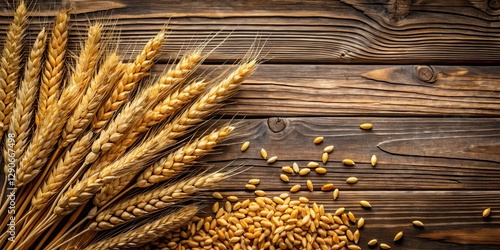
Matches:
[0,0,27,133]
[92,30,166,132]
[241,141,250,151]
[88,172,227,230]
[37,9,70,126]
[3,28,46,174]
[85,205,197,250]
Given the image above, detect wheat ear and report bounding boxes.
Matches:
[91,30,166,132]
[135,125,234,188]
[93,123,232,207]
[3,28,46,174]
[31,132,93,211]
[59,23,104,147]
[84,205,198,250]
[90,60,256,207]
[0,0,27,133]
[36,9,70,126]
[16,25,99,187]
[91,79,209,180]
[98,49,205,158]
[53,93,151,215]
[89,172,226,230]
[61,52,122,147]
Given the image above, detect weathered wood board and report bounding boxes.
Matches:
[0,0,498,249]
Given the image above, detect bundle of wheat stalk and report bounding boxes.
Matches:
[0,2,259,249]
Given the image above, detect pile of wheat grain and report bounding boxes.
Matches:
[0,1,259,249]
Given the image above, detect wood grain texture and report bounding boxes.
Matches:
[148,64,500,117]
[1,0,500,64]
[201,117,500,191]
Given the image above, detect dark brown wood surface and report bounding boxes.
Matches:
[1,0,499,249]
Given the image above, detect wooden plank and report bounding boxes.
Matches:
[148,64,500,117]
[200,117,500,190]
[195,190,500,249]
[0,0,499,64]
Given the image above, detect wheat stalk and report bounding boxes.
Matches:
[59,23,104,147]
[91,30,166,132]
[61,52,122,147]
[2,28,46,174]
[84,205,198,250]
[89,172,226,230]
[0,0,27,133]
[36,9,70,126]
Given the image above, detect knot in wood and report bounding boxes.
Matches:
[267,117,286,133]
[416,65,434,83]
[488,0,500,10]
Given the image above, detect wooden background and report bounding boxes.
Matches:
[1,0,500,249]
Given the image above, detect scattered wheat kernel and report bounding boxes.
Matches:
[483,207,491,218]
[357,217,365,229]
[367,239,378,246]
[314,136,324,144]
[245,184,256,190]
[346,177,358,184]
[241,141,250,151]
[212,192,223,199]
[334,207,345,216]
[260,148,268,159]
[333,188,339,200]
[348,245,361,250]
[267,156,278,164]
[394,231,403,242]
[292,162,300,173]
[321,183,334,191]
[346,230,354,241]
[321,153,329,164]
[248,179,261,185]
[299,197,309,203]
[324,145,334,153]
[360,200,371,208]
[360,123,373,130]
[224,201,232,212]
[212,202,220,213]
[412,220,424,227]
[342,159,355,166]
[307,162,319,168]
[380,243,391,249]
[290,184,301,193]
[299,168,311,176]
[348,211,357,223]
[255,190,266,197]
[282,166,293,174]
[354,229,360,244]
[227,196,238,202]
[280,174,290,182]
[371,154,377,167]
[306,180,314,191]
[315,167,327,174]
[280,193,289,199]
